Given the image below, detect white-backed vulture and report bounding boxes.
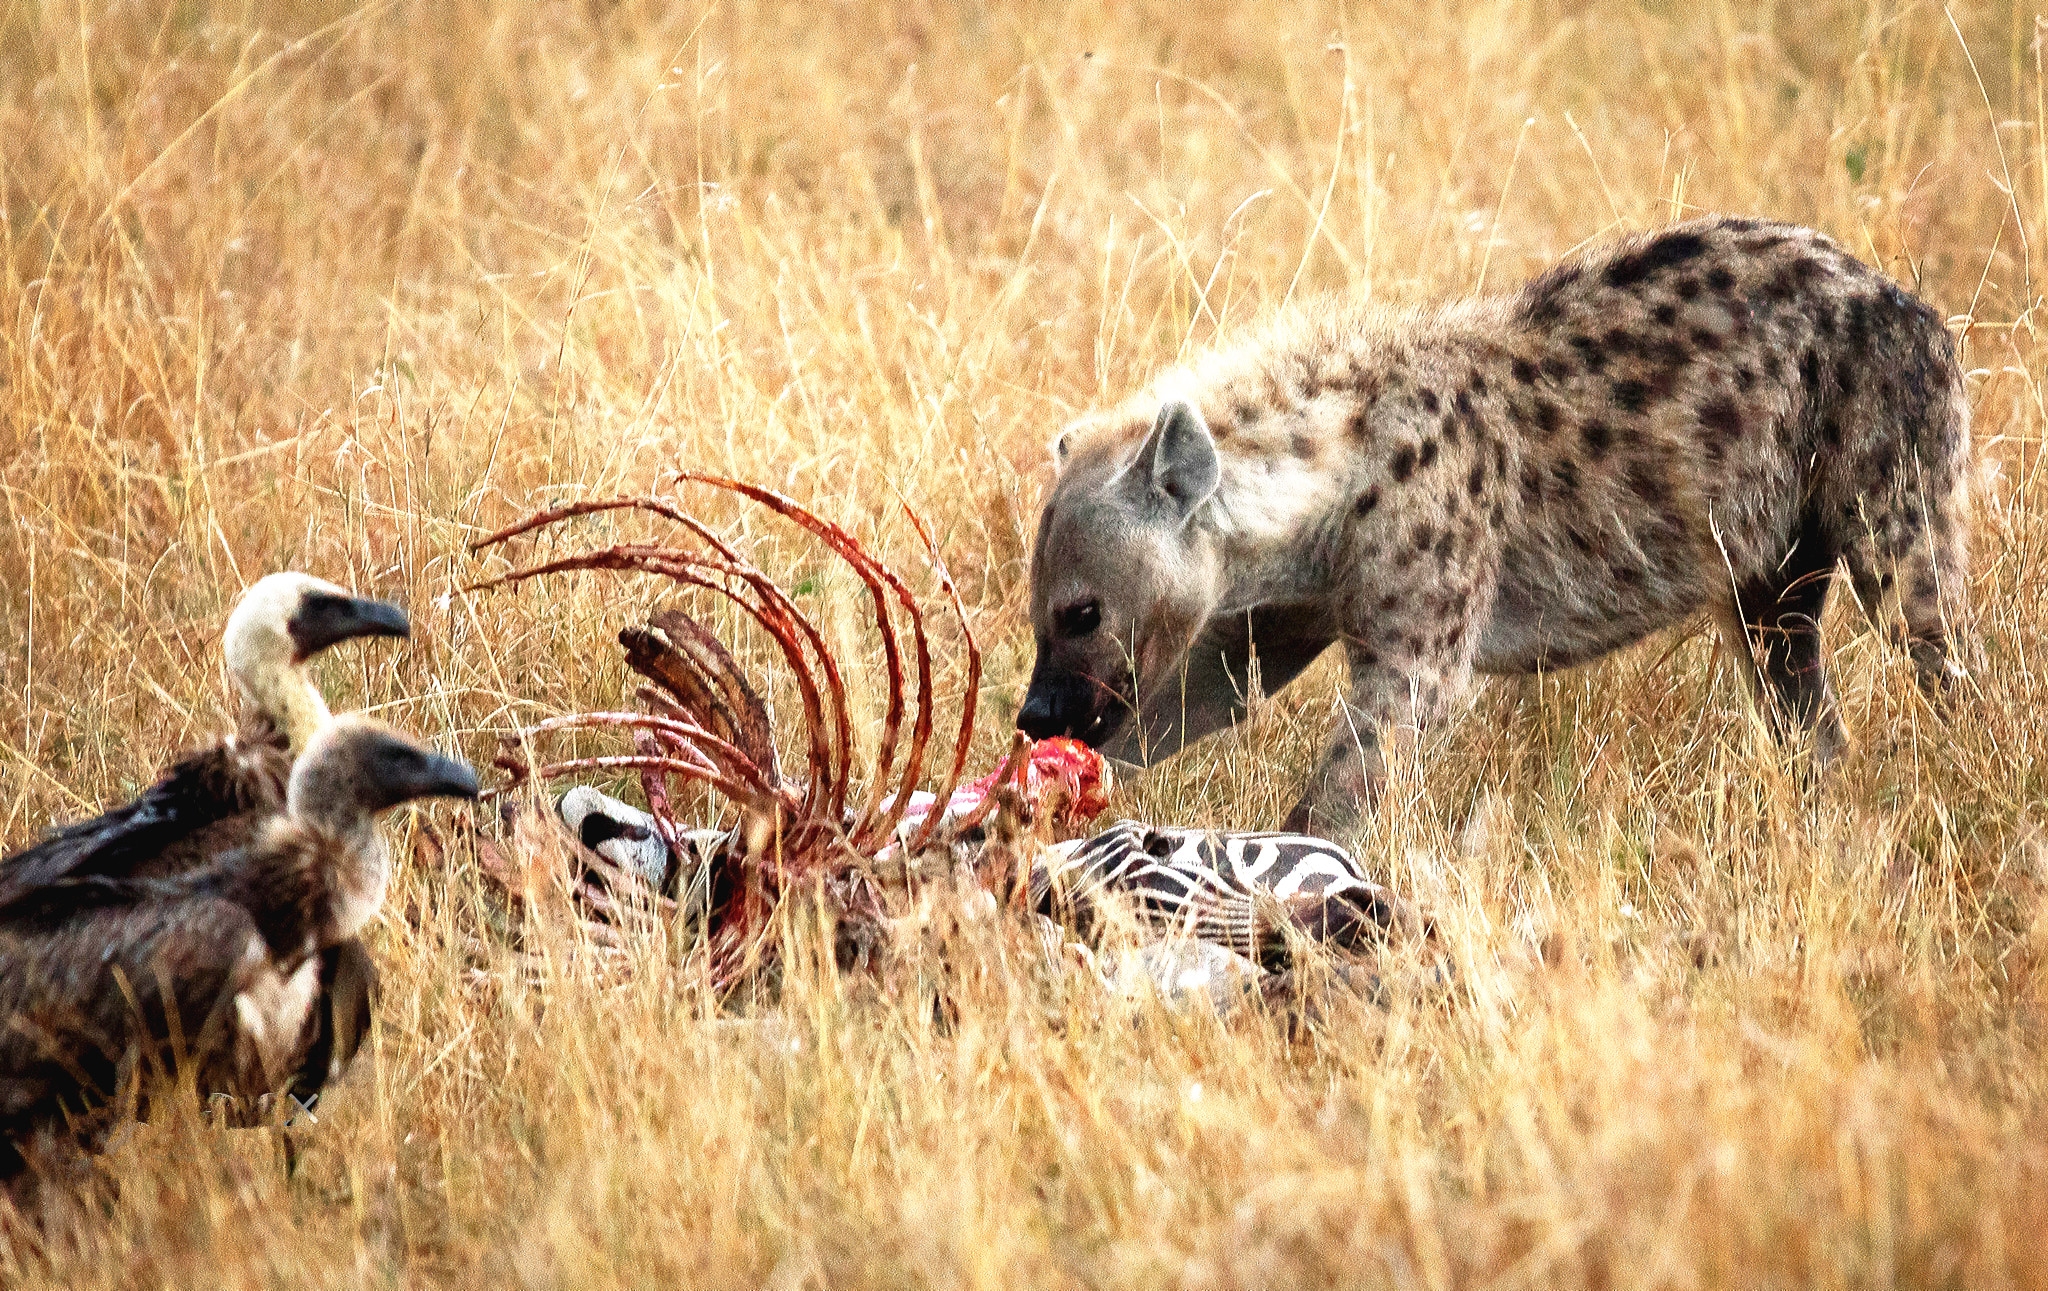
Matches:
[0,573,411,903]
[0,717,478,1181]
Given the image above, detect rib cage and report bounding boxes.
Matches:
[466,475,993,988]
[467,478,1408,987]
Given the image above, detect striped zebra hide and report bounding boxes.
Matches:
[1032,822,1405,969]
[549,786,1412,970]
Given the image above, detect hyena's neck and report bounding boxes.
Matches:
[1170,336,1391,612]
[1199,497,1342,614]
[1167,298,1504,615]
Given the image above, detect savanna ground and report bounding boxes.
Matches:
[4,0,2048,1284]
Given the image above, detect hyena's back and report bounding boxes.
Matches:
[1472,216,1969,696]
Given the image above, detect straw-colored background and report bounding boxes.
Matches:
[4,0,2047,1284]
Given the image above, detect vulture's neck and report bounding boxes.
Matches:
[328,826,390,942]
[242,664,332,752]
[285,790,390,943]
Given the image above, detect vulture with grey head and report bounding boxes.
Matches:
[0,717,478,1181]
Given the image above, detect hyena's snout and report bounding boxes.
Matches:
[1017,651,1128,746]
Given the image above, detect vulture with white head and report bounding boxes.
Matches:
[0,573,410,902]
[0,717,478,1180]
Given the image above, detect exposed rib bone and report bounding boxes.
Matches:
[900,500,982,854]
[668,473,932,851]
[468,479,993,993]
[467,546,841,820]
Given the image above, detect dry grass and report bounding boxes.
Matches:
[5,0,2048,1284]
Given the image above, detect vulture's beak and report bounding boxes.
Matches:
[397,752,481,805]
[288,594,412,662]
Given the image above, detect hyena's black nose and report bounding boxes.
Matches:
[1018,654,1096,741]
[1016,684,1070,740]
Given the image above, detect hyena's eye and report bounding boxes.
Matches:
[1054,599,1102,639]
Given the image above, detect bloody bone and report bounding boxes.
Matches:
[466,478,1107,990]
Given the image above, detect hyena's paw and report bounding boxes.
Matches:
[1906,634,1971,701]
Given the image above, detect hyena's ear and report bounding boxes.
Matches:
[1049,426,1076,474]
[1139,399,1220,520]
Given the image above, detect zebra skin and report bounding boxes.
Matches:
[1031,822,1405,969]
[550,787,1409,969]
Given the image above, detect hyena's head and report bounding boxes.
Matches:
[1018,398,1223,748]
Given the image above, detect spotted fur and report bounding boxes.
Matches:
[1022,217,1973,834]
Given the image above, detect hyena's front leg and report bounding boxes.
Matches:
[1282,696,1387,838]
[1282,638,1470,839]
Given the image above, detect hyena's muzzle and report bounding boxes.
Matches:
[1016,647,1135,748]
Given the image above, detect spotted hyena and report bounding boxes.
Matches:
[1018,216,1972,836]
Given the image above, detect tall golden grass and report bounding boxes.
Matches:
[4,0,2048,1283]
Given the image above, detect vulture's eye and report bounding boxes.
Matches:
[1054,599,1102,639]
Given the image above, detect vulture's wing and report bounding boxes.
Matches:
[0,739,290,914]
[0,898,270,1168]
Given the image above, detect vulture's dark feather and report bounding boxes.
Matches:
[0,716,475,1181]
[0,818,363,1121]
[0,736,291,915]
[295,940,379,1098]
[0,896,272,1162]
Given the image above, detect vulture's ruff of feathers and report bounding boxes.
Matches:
[0,718,476,1178]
